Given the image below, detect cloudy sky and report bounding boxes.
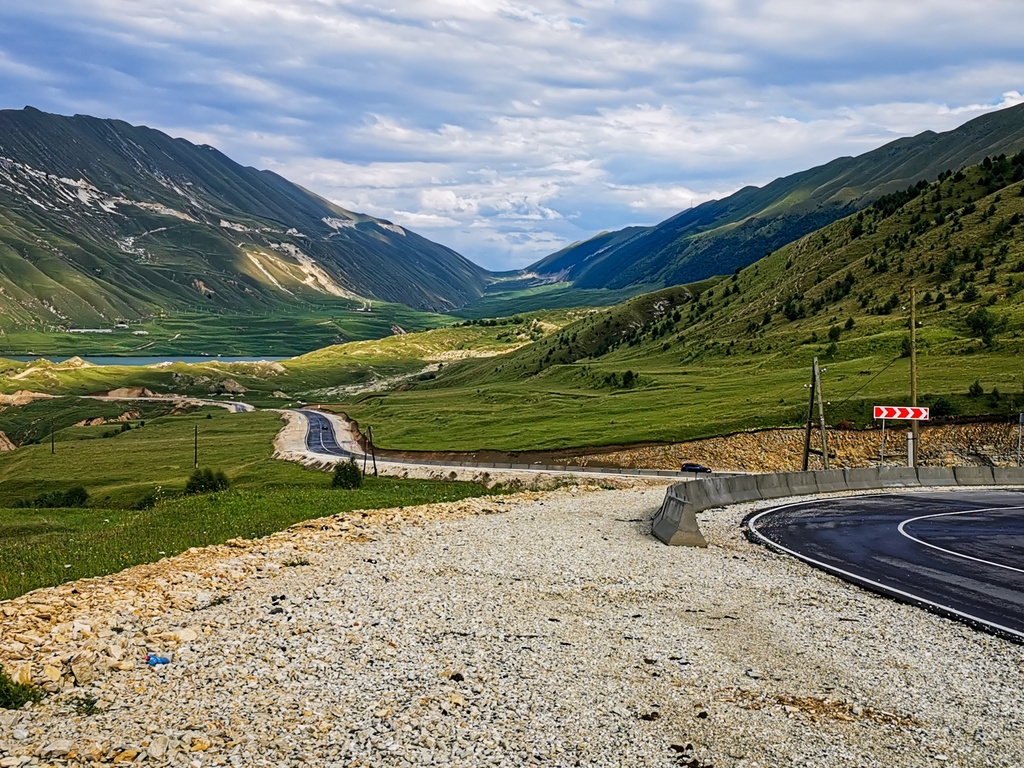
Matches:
[1,1,1023,270]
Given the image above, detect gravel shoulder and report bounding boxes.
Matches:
[2,486,1023,767]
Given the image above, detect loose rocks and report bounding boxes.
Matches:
[1,487,1022,767]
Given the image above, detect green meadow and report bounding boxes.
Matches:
[0,406,500,600]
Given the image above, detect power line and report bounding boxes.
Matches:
[832,356,902,410]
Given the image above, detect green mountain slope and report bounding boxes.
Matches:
[0,107,488,332]
[527,102,1024,294]
[335,152,1024,451]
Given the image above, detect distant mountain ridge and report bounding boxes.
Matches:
[528,102,1024,291]
[0,107,487,329]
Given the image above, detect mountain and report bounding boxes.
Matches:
[331,153,1024,450]
[527,102,1024,292]
[0,107,488,329]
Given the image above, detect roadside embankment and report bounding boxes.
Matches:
[1,487,1020,767]
[273,410,672,491]
[573,421,1024,472]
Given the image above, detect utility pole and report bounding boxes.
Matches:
[367,425,378,477]
[910,286,919,467]
[194,424,198,468]
[802,364,816,471]
[801,358,830,470]
[814,358,830,471]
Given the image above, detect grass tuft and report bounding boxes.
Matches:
[0,667,42,710]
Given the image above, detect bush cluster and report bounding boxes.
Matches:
[13,486,89,509]
[184,468,230,494]
[332,459,362,489]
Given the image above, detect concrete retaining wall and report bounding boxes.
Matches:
[653,466,1024,546]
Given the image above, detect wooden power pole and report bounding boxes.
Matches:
[910,287,919,467]
[801,357,830,471]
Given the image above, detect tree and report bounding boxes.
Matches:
[965,307,1005,346]
[332,459,362,489]
[827,325,841,343]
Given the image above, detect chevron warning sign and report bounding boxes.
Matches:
[873,406,930,420]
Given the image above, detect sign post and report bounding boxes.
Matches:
[1017,412,1023,467]
[873,406,929,467]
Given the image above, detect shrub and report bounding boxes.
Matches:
[968,380,984,398]
[930,397,957,418]
[0,667,42,710]
[332,459,363,489]
[185,468,229,495]
[13,486,89,509]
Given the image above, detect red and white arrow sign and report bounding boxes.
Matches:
[873,406,930,420]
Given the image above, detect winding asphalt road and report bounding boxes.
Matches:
[747,490,1024,641]
[300,409,361,457]
[295,408,706,481]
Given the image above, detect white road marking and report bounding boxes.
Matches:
[897,505,1024,574]
[747,499,1024,641]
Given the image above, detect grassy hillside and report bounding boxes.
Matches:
[0,301,451,358]
[334,154,1024,451]
[8,153,1024,454]
[0,308,575,409]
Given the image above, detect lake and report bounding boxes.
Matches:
[5,355,289,366]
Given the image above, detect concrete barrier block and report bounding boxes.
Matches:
[786,471,820,497]
[844,467,881,490]
[878,467,921,488]
[681,478,729,512]
[993,466,1024,485]
[954,466,995,485]
[755,473,794,499]
[651,488,708,547]
[814,469,850,494]
[916,466,957,486]
[721,475,763,503]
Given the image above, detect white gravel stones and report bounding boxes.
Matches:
[1,486,1023,767]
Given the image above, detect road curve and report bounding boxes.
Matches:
[300,408,362,457]
[747,490,1024,641]
[292,409,701,482]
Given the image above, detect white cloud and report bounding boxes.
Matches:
[1,0,1023,268]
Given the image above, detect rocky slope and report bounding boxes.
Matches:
[573,422,1024,473]
[1,487,1021,767]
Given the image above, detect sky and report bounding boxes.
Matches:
[1,1,1023,271]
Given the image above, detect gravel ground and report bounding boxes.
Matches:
[2,486,1023,767]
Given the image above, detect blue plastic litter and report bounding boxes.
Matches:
[146,654,170,666]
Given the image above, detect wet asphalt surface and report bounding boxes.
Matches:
[748,489,1024,640]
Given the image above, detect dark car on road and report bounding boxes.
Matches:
[680,462,712,473]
